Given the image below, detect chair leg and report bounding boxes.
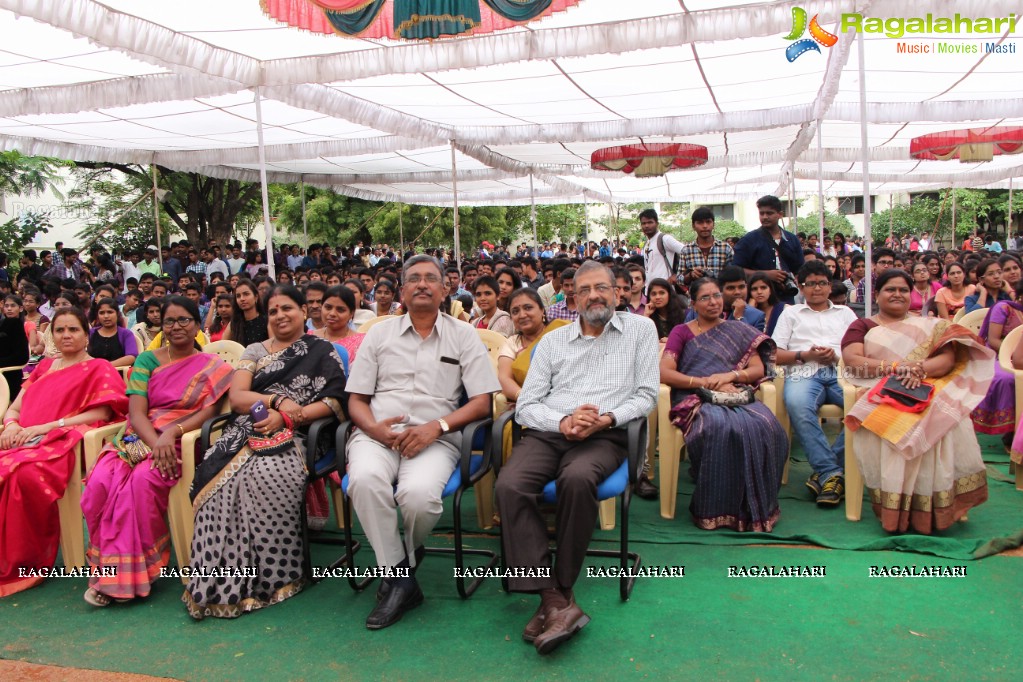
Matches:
[341,492,373,591]
[598,498,616,531]
[584,490,640,602]
[1016,460,1023,492]
[844,428,863,521]
[474,470,495,530]
[166,479,193,584]
[56,446,85,569]
[658,432,681,520]
[424,487,498,599]
[645,409,657,482]
[328,479,346,529]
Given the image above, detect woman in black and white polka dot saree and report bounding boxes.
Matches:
[183,331,346,620]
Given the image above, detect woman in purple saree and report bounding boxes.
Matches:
[661,279,788,532]
[972,294,1023,440]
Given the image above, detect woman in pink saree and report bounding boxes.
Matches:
[81,298,232,606]
[0,307,127,597]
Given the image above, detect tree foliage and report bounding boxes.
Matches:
[64,163,263,251]
[869,189,996,247]
[793,210,856,238]
[0,151,68,260]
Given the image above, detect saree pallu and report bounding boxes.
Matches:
[185,337,345,619]
[0,358,127,597]
[845,318,994,534]
[666,321,787,532]
[82,352,232,599]
[970,301,1023,434]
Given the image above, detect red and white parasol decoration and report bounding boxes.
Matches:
[590,143,709,178]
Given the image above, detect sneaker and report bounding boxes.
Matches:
[816,475,844,507]
[805,473,822,497]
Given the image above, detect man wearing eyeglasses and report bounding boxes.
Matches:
[344,254,499,631]
[495,260,658,655]
[854,248,897,315]
[772,260,857,507]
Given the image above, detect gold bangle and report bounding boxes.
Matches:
[176,423,185,437]
[687,376,694,388]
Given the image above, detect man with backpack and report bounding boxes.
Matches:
[639,208,684,289]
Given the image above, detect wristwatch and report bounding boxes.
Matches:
[795,351,804,364]
[603,412,618,428]
[58,418,65,428]
[437,418,451,434]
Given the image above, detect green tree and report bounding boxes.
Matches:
[793,210,856,238]
[65,164,263,251]
[0,151,67,258]
[678,218,747,242]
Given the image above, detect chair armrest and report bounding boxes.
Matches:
[624,417,648,486]
[491,410,517,475]
[83,421,126,475]
[305,415,339,472]
[334,420,354,472]
[200,412,235,452]
[460,417,492,486]
[0,364,26,374]
[837,370,859,411]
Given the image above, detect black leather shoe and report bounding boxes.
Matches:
[376,547,427,601]
[634,474,658,500]
[366,578,424,630]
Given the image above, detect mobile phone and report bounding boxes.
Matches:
[250,400,269,423]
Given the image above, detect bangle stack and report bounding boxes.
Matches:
[176,423,185,438]
[269,394,286,411]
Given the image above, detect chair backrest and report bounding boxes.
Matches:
[998,325,1023,372]
[476,328,507,372]
[357,315,398,334]
[957,308,987,335]
[202,339,246,368]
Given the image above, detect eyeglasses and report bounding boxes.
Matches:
[162,317,195,329]
[575,284,614,298]
[696,292,724,303]
[800,281,830,289]
[877,260,895,267]
[405,274,442,285]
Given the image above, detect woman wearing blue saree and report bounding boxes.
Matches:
[661,278,788,532]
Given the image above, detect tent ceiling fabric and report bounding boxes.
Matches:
[0,0,1021,206]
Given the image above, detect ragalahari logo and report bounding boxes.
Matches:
[784,7,838,61]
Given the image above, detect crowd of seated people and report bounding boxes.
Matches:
[0,213,1018,653]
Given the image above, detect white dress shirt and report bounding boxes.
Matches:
[771,301,858,375]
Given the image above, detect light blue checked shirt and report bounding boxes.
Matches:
[517,312,659,432]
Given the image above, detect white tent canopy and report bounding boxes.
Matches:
[0,0,1021,206]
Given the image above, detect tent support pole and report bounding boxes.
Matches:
[583,195,589,256]
[254,87,276,280]
[858,30,872,314]
[152,165,163,271]
[1009,177,1014,241]
[451,140,460,267]
[816,119,825,248]
[530,173,538,257]
[301,178,308,251]
[398,204,404,262]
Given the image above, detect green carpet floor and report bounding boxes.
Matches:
[1,434,1021,681]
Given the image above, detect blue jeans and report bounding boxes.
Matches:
[784,366,844,482]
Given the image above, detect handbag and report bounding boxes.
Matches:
[118,432,152,466]
[694,386,756,406]
[867,375,934,413]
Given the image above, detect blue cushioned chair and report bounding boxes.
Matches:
[334,416,497,598]
[491,410,646,601]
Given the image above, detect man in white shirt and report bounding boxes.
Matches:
[639,208,684,287]
[286,245,305,271]
[227,246,246,275]
[772,260,858,507]
[204,249,229,281]
[117,251,142,293]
